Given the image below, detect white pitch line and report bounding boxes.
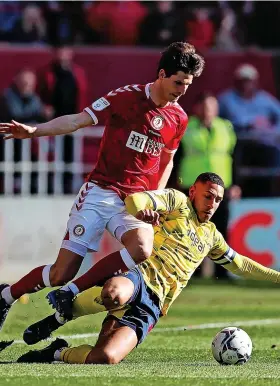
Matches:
[12,318,280,344]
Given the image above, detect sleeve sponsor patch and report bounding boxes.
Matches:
[91,97,110,111]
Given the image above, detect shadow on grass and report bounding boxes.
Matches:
[0,361,16,364]
[185,363,217,367]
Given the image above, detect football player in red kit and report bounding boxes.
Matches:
[0,42,205,325]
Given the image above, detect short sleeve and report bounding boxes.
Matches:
[164,114,188,153]
[83,93,116,125]
[84,84,142,125]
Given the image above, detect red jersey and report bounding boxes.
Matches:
[84,83,188,198]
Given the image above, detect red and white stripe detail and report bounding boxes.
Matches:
[76,183,94,211]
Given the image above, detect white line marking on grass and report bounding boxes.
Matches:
[12,318,280,344]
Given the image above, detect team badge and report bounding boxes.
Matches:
[151,116,164,130]
[73,224,85,237]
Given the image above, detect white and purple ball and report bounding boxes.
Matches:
[212,327,252,365]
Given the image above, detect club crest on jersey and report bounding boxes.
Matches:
[92,97,110,111]
[73,224,85,237]
[151,115,164,131]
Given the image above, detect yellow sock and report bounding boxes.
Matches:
[72,286,106,318]
[60,345,93,364]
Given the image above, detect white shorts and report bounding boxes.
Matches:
[61,182,152,253]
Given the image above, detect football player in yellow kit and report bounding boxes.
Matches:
[17,172,280,364]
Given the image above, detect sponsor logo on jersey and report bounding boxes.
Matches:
[73,224,85,237]
[92,97,110,111]
[126,131,148,152]
[151,115,164,130]
[145,139,165,156]
[187,228,205,253]
[126,131,165,156]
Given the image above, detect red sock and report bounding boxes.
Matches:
[73,251,130,293]
[10,265,46,299]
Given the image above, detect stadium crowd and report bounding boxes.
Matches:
[0,1,280,50]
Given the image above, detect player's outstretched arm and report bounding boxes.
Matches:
[223,253,280,283]
[209,230,280,283]
[0,111,93,140]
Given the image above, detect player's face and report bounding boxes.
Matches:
[189,181,224,223]
[160,70,194,102]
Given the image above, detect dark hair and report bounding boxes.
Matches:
[195,172,225,188]
[157,42,205,78]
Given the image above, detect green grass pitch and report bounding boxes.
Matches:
[1,280,280,386]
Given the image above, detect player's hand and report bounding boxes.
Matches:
[0,120,37,140]
[136,209,160,226]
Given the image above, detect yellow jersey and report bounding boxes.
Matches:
[125,189,280,315]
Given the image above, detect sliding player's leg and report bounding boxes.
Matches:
[63,318,138,364]
[18,318,138,364]
[18,268,161,364]
[59,268,162,364]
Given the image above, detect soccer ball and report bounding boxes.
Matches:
[211,327,252,365]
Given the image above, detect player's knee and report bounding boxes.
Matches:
[101,277,134,309]
[86,349,120,364]
[99,349,121,365]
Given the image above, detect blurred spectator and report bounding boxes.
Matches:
[219,64,280,196]
[86,1,147,45]
[37,46,88,193]
[37,45,87,117]
[172,92,240,277]
[0,1,23,41]
[175,93,238,192]
[138,1,185,47]
[0,69,47,123]
[186,8,215,50]
[219,64,280,132]
[215,7,241,51]
[0,69,50,194]
[9,5,47,44]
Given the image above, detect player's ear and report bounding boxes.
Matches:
[159,69,166,79]
[189,184,195,200]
